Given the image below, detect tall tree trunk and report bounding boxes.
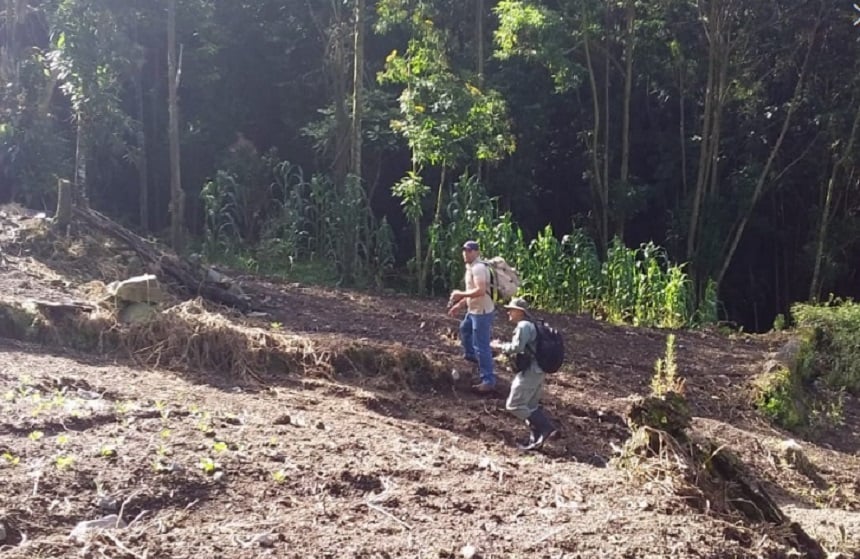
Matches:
[475,0,485,182]
[331,3,350,187]
[678,61,688,198]
[1,0,22,86]
[715,11,821,290]
[73,114,87,206]
[476,0,484,85]
[583,33,607,255]
[617,0,635,240]
[686,0,720,261]
[421,167,447,294]
[350,0,364,179]
[167,0,184,252]
[602,29,610,239]
[809,102,860,301]
[136,62,150,232]
[706,49,728,197]
[150,46,162,231]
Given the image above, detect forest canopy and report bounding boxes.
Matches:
[1,0,859,331]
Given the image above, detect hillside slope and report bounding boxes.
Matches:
[0,207,858,558]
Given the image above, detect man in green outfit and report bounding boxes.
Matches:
[491,297,559,451]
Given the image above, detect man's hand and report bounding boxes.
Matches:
[489,339,503,350]
[447,299,464,317]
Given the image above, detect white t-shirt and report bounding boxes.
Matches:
[465,261,495,314]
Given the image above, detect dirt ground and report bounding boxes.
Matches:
[0,207,859,559]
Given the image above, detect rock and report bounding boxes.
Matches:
[107,274,165,304]
[0,520,6,543]
[69,515,127,543]
[461,544,478,559]
[778,439,820,481]
[273,414,292,426]
[774,338,803,368]
[118,302,157,324]
[255,533,275,548]
[205,268,233,287]
[96,496,119,513]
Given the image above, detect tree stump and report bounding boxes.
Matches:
[54,178,73,232]
[626,391,691,438]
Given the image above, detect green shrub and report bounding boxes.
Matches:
[754,364,808,430]
[791,299,860,394]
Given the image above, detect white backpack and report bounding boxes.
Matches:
[481,257,520,302]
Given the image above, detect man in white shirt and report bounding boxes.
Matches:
[448,240,497,392]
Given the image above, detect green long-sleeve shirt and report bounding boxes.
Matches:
[498,320,543,374]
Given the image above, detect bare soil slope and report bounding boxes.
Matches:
[0,207,858,559]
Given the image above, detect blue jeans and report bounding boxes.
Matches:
[460,311,496,385]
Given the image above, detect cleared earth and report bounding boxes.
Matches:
[0,206,858,558]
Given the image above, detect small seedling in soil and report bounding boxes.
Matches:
[160,428,171,439]
[272,469,287,484]
[154,400,171,420]
[270,322,283,331]
[99,445,117,458]
[56,434,70,446]
[28,430,44,441]
[2,452,20,466]
[212,441,228,453]
[55,455,75,470]
[199,457,220,475]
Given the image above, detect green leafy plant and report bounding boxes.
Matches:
[198,457,219,475]
[55,455,75,470]
[99,444,117,458]
[651,334,684,398]
[2,452,20,466]
[792,299,860,394]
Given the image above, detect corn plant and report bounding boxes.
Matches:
[201,171,241,259]
[600,237,639,322]
[560,229,601,314]
[519,225,571,310]
[429,173,498,293]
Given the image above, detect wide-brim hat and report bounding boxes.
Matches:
[503,297,530,313]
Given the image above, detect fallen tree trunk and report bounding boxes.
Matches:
[621,393,827,559]
[73,206,256,312]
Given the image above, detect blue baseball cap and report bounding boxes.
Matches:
[462,240,479,251]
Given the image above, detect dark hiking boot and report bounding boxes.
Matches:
[516,418,539,450]
[520,408,559,451]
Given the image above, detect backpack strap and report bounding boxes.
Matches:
[475,259,495,298]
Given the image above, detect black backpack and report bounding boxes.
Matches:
[528,319,565,374]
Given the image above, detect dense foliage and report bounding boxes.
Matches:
[2,0,859,330]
